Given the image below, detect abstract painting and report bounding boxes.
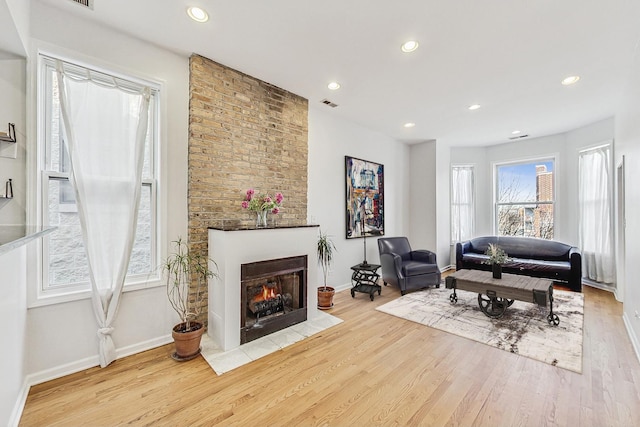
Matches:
[345,156,384,239]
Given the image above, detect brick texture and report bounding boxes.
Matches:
[188,54,309,325]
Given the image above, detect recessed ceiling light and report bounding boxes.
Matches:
[561,75,580,86]
[512,130,521,135]
[327,82,341,90]
[404,122,416,128]
[468,104,481,110]
[401,40,419,53]
[187,6,209,23]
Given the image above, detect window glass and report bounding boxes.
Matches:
[496,160,554,239]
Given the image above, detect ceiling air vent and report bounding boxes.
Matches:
[320,99,338,108]
[508,134,529,140]
[69,0,94,9]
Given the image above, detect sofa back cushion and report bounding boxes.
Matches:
[468,236,571,261]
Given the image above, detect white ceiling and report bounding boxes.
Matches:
[37,0,640,146]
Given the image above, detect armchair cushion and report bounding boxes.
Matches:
[402,260,439,276]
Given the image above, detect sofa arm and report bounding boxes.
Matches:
[456,241,470,270]
[380,252,405,281]
[569,247,582,292]
[411,250,437,265]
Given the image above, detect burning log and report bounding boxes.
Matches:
[249,295,285,316]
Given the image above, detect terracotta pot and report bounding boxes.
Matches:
[317,286,335,310]
[171,321,204,361]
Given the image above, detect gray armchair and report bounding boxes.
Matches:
[377,237,441,295]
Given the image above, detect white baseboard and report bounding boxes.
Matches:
[334,282,352,292]
[115,335,173,360]
[8,380,31,427]
[25,335,173,387]
[623,311,640,365]
[13,335,173,426]
[333,265,452,294]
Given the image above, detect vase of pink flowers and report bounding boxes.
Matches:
[241,188,284,228]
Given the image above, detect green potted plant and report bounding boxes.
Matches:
[164,237,218,360]
[483,243,510,279]
[317,229,337,309]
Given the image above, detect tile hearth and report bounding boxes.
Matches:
[200,310,342,375]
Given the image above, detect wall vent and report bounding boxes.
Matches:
[508,134,529,140]
[69,0,94,9]
[320,99,338,108]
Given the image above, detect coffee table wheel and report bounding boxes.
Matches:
[378,288,381,295]
[351,289,355,298]
[370,293,375,301]
[449,293,458,304]
[547,313,560,326]
[506,299,515,307]
[478,294,507,318]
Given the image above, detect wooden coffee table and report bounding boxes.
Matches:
[445,269,559,325]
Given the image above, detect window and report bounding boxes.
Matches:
[495,159,555,239]
[37,54,160,298]
[451,165,475,242]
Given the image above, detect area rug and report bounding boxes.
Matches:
[376,286,584,373]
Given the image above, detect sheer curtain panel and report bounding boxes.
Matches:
[56,60,151,367]
[451,166,475,242]
[579,145,615,286]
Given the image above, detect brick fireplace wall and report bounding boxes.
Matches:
[188,54,309,325]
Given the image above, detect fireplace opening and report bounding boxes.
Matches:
[241,255,307,344]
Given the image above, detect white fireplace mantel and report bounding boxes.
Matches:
[208,225,320,351]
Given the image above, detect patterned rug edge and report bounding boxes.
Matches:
[376,286,584,373]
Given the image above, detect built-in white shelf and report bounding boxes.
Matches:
[0,123,16,143]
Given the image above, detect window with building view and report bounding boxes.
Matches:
[495,159,554,239]
[38,54,159,296]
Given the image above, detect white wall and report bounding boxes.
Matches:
[0,245,27,426]
[0,59,26,225]
[24,2,188,381]
[308,106,410,289]
[435,141,452,267]
[451,117,614,248]
[409,141,437,252]
[5,0,29,55]
[615,35,640,359]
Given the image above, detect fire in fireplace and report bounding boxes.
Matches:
[241,255,307,344]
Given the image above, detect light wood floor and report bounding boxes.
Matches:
[20,282,640,426]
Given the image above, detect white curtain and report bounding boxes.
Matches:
[579,145,615,285]
[56,61,151,367]
[451,165,475,242]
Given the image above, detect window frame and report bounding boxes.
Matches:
[30,51,163,306]
[493,156,556,239]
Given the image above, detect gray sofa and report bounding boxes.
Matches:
[456,236,582,292]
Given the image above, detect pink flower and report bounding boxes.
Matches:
[272,207,280,214]
[246,188,255,200]
[241,201,249,209]
[264,196,272,203]
[275,192,284,204]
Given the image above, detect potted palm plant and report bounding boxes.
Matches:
[164,237,218,361]
[317,229,337,309]
[483,243,509,279]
